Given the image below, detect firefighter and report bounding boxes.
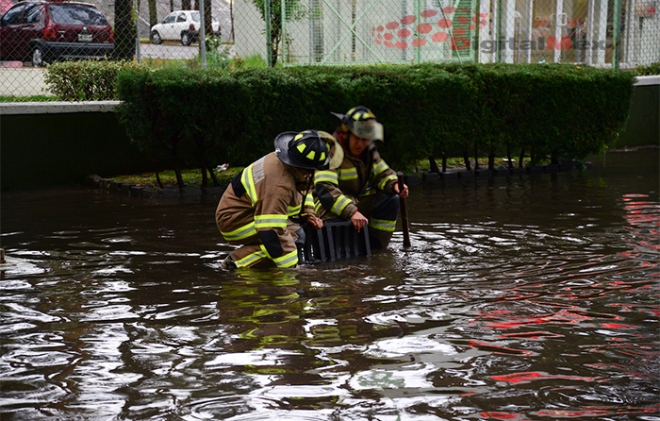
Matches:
[216,130,330,270]
[311,106,409,249]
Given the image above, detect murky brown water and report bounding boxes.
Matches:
[1,149,659,421]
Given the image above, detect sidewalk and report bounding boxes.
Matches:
[0,65,51,97]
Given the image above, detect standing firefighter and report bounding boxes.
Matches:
[216,130,329,269]
[311,106,409,249]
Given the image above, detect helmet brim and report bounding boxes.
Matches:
[317,131,344,170]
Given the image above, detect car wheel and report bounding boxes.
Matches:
[31,47,45,67]
[181,32,192,46]
[150,30,162,45]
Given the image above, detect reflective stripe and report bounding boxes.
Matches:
[314,170,338,185]
[338,167,358,181]
[235,249,267,268]
[331,195,352,215]
[377,174,398,190]
[288,203,302,216]
[359,188,376,197]
[370,217,396,232]
[372,160,390,176]
[221,221,257,241]
[260,245,299,268]
[254,214,288,229]
[304,192,314,209]
[314,201,324,215]
[241,164,258,205]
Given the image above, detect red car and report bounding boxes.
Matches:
[0,0,114,67]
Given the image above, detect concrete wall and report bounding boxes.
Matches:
[616,75,660,148]
[0,102,148,190]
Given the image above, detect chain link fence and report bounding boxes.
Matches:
[0,0,657,99]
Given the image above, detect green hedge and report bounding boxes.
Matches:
[113,63,634,187]
[45,60,149,101]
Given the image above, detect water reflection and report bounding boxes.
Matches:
[1,150,658,420]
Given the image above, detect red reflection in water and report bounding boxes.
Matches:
[534,404,660,418]
[480,412,526,420]
[469,340,535,356]
[491,371,603,384]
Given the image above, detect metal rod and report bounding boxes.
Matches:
[397,173,411,248]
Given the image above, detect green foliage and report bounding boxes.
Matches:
[635,62,660,76]
[45,60,149,101]
[115,63,635,184]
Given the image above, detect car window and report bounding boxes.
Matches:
[191,12,200,22]
[49,4,109,25]
[176,13,186,22]
[163,14,175,24]
[1,4,25,26]
[23,4,41,24]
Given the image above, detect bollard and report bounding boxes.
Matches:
[0,248,5,264]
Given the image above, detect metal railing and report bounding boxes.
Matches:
[0,0,657,99]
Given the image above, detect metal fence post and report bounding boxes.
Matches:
[265,0,273,67]
[612,0,622,69]
[200,0,207,69]
[134,0,141,63]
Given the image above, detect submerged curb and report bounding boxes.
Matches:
[86,161,592,198]
[85,175,226,199]
[402,162,593,186]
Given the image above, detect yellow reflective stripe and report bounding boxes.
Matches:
[304,192,314,208]
[370,217,396,232]
[235,249,267,268]
[241,164,258,205]
[372,160,390,176]
[377,174,398,190]
[338,167,358,181]
[221,221,257,241]
[259,245,299,268]
[288,203,302,216]
[331,195,352,215]
[314,170,338,185]
[314,201,324,215]
[254,214,288,229]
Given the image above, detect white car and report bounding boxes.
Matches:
[150,10,221,46]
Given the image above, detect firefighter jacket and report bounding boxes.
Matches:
[311,132,399,221]
[215,152,307,269]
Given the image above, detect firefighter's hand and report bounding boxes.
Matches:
[394,182,409,199]
[350,211,369,232]
[305,214,324,229]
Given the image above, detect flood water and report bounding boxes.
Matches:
[1,149,659,421]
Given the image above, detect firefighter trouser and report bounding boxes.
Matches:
[224,221,301,268]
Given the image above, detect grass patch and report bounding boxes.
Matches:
[0,95,58,103]
[112,167,243,189]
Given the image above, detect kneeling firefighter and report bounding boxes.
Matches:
[310,106,409,249]
[215,130,329,269]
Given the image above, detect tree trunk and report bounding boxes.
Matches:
[148,0,158,28]
[488,152,495,171]
[204,0,213,37]
[473,142,480,170]
[442,154,447,173]
[518,149,525,168]
[112,0,135,60]
[507,146,514,169]
[429,156,440,173]
[182,0,192,10]
[463,151,471,171]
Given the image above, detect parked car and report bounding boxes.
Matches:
[150,10,221,46]
[0,1,113,67]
